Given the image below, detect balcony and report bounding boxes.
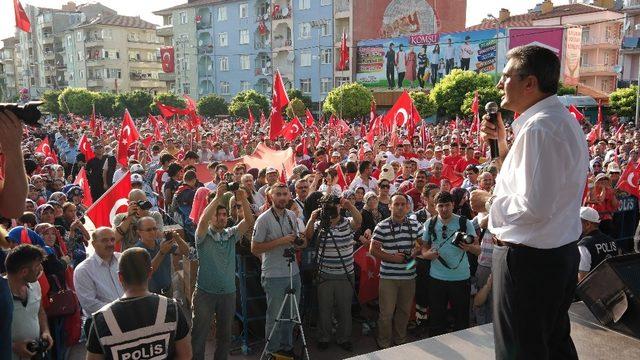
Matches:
[196,8,213,30]
[580,64,617,76]
[86,58,104,67]
[85,36,104,48]
[127,39,162,50]
[582,36,621,49]
[158,72,175,82]
[43,51,55,60]
[624,0,640,12]
[42,34,54,44]
[335,0,350,18]
[130,79,165,88]
[272,39,292,51]
[622,36,640,53]
[87,78,104,87]
[157,25,173,37]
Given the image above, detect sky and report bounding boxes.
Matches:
[0,0,573,47]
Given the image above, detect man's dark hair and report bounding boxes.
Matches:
[119,247,151,286]
[167,163,183,178]
[160,153,175,165]
[465,165,479,174]
[18,212,37,227]
[506,45,560,94]
[435,191,454,204]
[422,183,439,197]
[215,205,227,216]
[5,244,45,274]
[358,160,371,174]
[184,151,199,160]
[183,169,197,182]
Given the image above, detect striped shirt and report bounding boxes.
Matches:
[373,217,424,280]
[315,218,355,275]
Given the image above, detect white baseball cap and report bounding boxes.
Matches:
[580,207,600,224]
[131,173,144,184]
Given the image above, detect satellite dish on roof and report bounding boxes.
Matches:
[287,52,295,62]
[266,61,271,67]
[613,65,623,74]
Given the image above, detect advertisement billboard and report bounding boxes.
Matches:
[508,27,565,58]
[356,28,508,89]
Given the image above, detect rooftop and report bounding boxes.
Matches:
[79,14,157,29]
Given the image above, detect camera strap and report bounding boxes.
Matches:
[271,208,296,237]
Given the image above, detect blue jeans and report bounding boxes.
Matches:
[261,274,301,353]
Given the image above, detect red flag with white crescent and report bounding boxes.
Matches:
[305,108,315,127]
[78,134,95,161]
[13,0,31,32]
[160,47,175,73]
[117,110,140,167]
[382,90,413,131]
[85,172,132,231]
[269,70,290,140]
[35,137,58,164]
[617,161,640,198]
[353,246,380,303]
[73,167,94,207]
[280,117,304,141]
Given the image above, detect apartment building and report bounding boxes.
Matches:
[0,37,19,101]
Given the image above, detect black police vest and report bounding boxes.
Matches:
[93,295,178,360]
[578,230,618,271]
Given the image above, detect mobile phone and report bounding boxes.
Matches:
[164,232,173,242]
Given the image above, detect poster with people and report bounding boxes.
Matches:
[356,28,508,90]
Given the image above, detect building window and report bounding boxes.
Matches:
[218,7,227,21]
[79,70,84,79]
[321,0,331,5]
[300,78,311,94]
[66,35,72,46]
[219,56,229,71]
[220,81,230,94]
[300,52,311,67]
[321,77,331,93]
[299,0,310,10]
[77,51,83,61]
[239,29,249,44]
[335,76,349,86]
[582,27,590,43]
[183,83,190,94]
[180,12,187,24]
[300,23,311,39]
[241,81,251,91]
[107,68,121,79]
[240,55,250,70]
[219,32,228,47]
[239,3,248,18]
[321,48,332,64]
[76,31,83,42]
[581,53,589,66]
[101,29,112,39]
[320,23,330,37]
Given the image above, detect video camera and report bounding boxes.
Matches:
[135,200,153,211]
[0,102,44,127]
[27,337,49,358]
[224,182,240,192]
[318,194,340,229]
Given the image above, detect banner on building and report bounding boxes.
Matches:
[508,27,564,58]
[160,47,175,73]
[563,27,582,86]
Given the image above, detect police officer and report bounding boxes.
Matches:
[85,247,192,360]
[578,207,619,282]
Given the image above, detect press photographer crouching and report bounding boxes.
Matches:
[422,191,479,336]
[304,194,362,351]
[113,189,164,251]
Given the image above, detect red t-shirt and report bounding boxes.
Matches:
[443,155,462,167]
[429,175,443,185]
[454,157,480,174]
[406,187,423,210]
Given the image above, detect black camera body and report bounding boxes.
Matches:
[451,231,474,248]
[136,200,153,211]
[27,337,49,356]
[225,182,240,191]
[293,235,304,247]
[0,102,44,127]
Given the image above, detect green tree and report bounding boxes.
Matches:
[228,90,270,118]
[150,92,186,115]
[115,90,154,118]
[286,88,312,110]
[58,88,95,116]
[41,90,62,114]
[609,85,637,118]
[460,87,511,118]
[94,92,118,118]
[430,69,494,116]
[286,98,307,119]
[557,82,577,96]
[323,82,373,119]
[197,94,228,118]
[409,91,436,119]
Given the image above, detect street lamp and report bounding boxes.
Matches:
[311,19,328,116]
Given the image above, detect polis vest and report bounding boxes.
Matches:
[578,230,618,271]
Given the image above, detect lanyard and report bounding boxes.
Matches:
[271,208,295,237]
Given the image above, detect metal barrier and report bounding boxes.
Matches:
[613,195,638,253]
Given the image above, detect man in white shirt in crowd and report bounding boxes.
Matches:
[472,45,588,360]
[349,161,378,193]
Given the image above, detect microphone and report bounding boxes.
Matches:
[485,102,500,159]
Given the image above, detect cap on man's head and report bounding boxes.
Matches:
[580,207,600,223]
[402,139,411,146]
[131,174,144,184]
[434,146,442,152]
[595,173,610,182]
[266,167,278,174]
[331,151,341,157]
[130,164,144,174]
[607,162,621,174]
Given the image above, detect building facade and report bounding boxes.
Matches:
[0,37,19,101]
[620,0,640,86]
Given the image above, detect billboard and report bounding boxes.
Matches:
[355,28,508,89]
[563,27,583,86]
[508,27,564,58]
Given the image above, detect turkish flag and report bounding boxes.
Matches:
[73,167,94,207]
[370,100,376,123]
[35,137,58,164]
[280,117,304,141]
[587,123,601,144]
[353,246,380,303]
[382,90,413,131]
[90,104,96,131]
[93,120,103,138]
[86,172,132,230]
[470,90,480,134]
[248,107,256,129]
[78,134,95,161]
[160,47,175,73]
[260,111,267,128]
[335,164,348,190]
[116,110,140,167]
[13,0,30,32]
[258,21,267,35]
[183,94,197,114]
[141,135,154,149]
[305,108,315,127]
[568,104,584,123]
[365,115,382,145]
[614,123,625,139]
[617,162,640,198]
[337,32,349,71]
[156,101,189,118]
[269,70,290,140]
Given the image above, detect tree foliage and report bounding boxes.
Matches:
[323,82,373,119]
[228,90,270,118]
[150,92,186,115]
[286,98,307,119]
[429,70,494,116]
[94,92,118,118]
[460,87,511,117]
[115,90,154,118]
[557,82,577,96]
[609,85,637,118]
[409,91,436,119]
[286,88,312,110]
[41,90,62,114]
[58,88,95,116]
[197,94,229,118]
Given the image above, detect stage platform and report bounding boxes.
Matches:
[347,302,640,360]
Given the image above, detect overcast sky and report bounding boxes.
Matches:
[0,0,572,47]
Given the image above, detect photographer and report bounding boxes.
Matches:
[191,184,254,360]
[7,244,53,359]
[251,183,306,356]
[422,191,479,336]
[304,194,362,351]
[113,189,164,251]
[0,109,28,218]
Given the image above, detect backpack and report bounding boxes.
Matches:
[427,215,467,245]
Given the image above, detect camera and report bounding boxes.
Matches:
[164,231,174,242]
[224,182,240,192]
[293,235,304,247]
[318,194,340,228]
[136,200,153,211]
[0,101,44,127]
[27,337,49,357]
[451,231,475,248]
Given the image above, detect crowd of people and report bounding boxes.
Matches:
[1,52,639,360]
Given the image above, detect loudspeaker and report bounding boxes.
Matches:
[576,253,640,340]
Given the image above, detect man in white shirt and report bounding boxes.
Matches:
[472,45,588,360]
[349,161,378,193]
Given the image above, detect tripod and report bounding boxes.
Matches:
[260,249,310,360]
